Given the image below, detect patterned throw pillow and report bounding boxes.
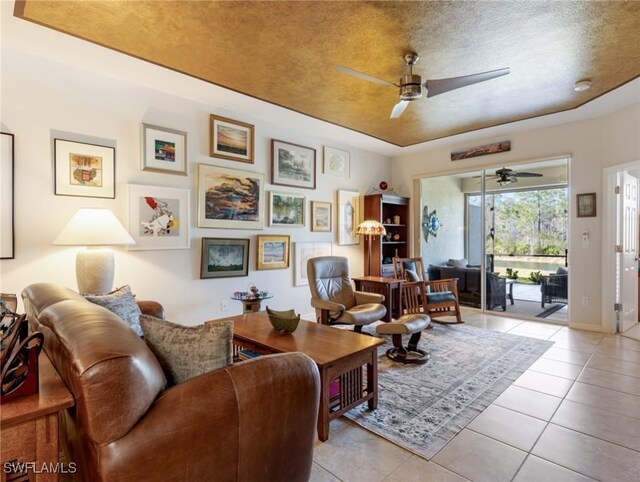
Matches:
[84,285,143,336]
[405,269,421,282]
[140,315,232,386]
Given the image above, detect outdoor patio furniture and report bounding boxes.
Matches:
[427,264,506,311]
[541,267,568,307]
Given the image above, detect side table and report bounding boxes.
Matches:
[231,295,273,313]
[1,353,74,481]
[353,276,404,322]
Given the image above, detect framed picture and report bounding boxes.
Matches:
[1,132,14,259]
[257,235,290,270]
[337,190,360,246]
[269,192,305,227]
[54,138,115,199]
[577,193,597,217]
[294,242,332,286]
[311,201,332,232]
[271,139,316,189]
[197,163,264,229]
[323,146,350,178]
[209,114,254,164]
[201,237,250,279]
[128,184,190,250]
[141,123,188,175]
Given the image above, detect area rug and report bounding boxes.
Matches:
[345,323,553,459]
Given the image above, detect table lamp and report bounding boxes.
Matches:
[53,208,135,294]
[356,220,386,276]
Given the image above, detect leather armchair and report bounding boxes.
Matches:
[22,283,320,482]
[307,256,387,332]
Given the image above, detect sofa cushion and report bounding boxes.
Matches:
[84,285,143,336]
[403,260,418,273]
[427,292,457,304]
[447,258,468,268]
[556,266,568,275]
[140,315,232,386]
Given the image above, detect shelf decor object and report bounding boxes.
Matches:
[356,220,387,276]
[141,123,188,175]
[53,208,135,294]
[422,206,441,242]
[54,138,115,199]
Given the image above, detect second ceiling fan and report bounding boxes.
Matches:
[337,52,510,119]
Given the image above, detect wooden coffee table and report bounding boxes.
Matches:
[214,312,384,441]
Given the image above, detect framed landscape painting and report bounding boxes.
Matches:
[200,237,250,279]
[269,192,305,227]
[257,235,290,270]
[337,189,360,246]
[54,138,115,199]
[323,146,350,178]
[197,163,264,229]
[311,201,331,232]
[294,241,332,286]
[271,139,316,189]
[209,114,254,164]
[141,123,188,175]
[128,184,190,250]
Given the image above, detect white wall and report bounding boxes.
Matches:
[0,47,391,324]
[392,103,640,331]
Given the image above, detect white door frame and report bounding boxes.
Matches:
[601,160,640,334]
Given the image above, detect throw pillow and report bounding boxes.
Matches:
[140,315,232,386]
[405,269,421,282]
[447,258,468,268]
[84,285,143,337]
[403,260,418,273]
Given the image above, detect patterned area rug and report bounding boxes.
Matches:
[345,323,553,459]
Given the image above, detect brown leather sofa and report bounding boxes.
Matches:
[22,283,320,482]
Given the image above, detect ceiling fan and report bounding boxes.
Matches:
[337,52,510,119]
[487,167,543,185]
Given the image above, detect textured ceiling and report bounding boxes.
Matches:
[14,0,640,147]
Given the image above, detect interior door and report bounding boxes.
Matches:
[620,172,639,332]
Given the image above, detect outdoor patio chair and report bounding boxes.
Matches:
[393,257,463,324]
[541,267,568,307]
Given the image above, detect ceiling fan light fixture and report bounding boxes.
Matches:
[400,74,423,100]
[573,79,592,92]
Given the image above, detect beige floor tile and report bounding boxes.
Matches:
[586,353,640,378]
[513,455,595,482]
[577,366,640,396]
[492,385,563,421]
[461,315,523,332]
[594,344,640,363]
[467,404,547,451]
[566,382,640,420]
[532,424,640,481]
[600,335,640,352]
[310,462,342,482]
[432,429,527,482]
[513,370,574,398]
[384,456,469,482]
[549,338,599,354]
[528,357,584,380]
[508,323,562,339]
[550,329,604,343]
[313,420,411,482]
[622,324,640,341]
[541,347,591,366]
[551,399,640,451]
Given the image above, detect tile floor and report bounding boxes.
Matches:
[311,310,640,482]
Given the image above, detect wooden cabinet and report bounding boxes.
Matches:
[363,194,410,277]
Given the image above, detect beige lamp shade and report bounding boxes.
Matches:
[356,220,386,236]
[54,209,135,295]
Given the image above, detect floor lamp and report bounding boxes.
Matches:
[356,220,386,276]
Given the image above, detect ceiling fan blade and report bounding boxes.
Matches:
[336,65,397,87]
[425,68,510,98]
[515,172,543,177]
[390,100,410,119]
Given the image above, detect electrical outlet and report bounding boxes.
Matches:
[581,297,588,306]
[221,300,229,311]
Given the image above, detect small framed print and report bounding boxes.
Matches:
[294,241,332,286]
[577,193,596,217]
[270,192,305,227]
[128,184,190,250]
[141,124,188,175]
[323,146,350,178]
[337,189,360,246]
[54,138,115,199]
[210,114,254,164]
[257,235,290,270]
[271,139,316,189]
[200,237,250,279]
[311,201,332,232]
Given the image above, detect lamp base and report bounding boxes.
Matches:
[76,249,114,295]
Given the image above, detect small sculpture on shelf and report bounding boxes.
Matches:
[393,215,401,225]
[385,232,393,241]
[393,233,401,241]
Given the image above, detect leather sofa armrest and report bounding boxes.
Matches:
[310,298,346,312]
[354,291,385,304]
[100,352,320,481]
[137,300,165,319]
